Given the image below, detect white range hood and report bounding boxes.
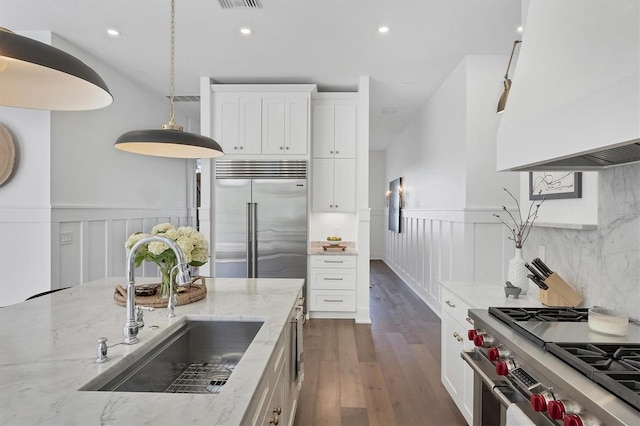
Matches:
[496,0,640,171]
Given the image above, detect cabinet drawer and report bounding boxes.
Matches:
[441,288,472,326]
[309,255,356,268]
[311,269,356,290]
[310,290,356,312]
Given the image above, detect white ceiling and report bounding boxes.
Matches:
[1,0,522,151]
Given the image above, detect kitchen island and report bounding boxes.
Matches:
[0,277,304,425]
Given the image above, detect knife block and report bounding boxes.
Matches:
[539,273,583,307]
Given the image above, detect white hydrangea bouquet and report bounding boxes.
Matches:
[125,223,209,297]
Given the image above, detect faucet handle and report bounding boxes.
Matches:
[135,305,155,328]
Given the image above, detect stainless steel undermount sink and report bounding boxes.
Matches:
[80,320,264,394]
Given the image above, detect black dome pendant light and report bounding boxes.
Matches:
[0,27,113,111]
[114,0,224,159]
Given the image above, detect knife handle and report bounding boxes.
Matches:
[525,263,546,282]
[533,258,553,276]
[527,274,549,290]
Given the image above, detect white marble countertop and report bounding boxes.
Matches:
[0,277,303,425]
[440,281,545,309]
[308,240,358,255]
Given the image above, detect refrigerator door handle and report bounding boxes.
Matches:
[247,202,258,278]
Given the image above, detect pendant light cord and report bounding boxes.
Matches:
[168,0,177,127]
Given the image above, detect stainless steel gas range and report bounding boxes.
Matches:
[462,307,639,426]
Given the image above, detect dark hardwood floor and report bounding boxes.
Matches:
[294,260,466,426]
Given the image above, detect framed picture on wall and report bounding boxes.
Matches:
[388,177,402,233]
[529,171,582,200]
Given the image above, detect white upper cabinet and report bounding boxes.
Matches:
[211,85,314,157]
[497,0,639,171]
[262,95,309,155]
[214,94,262,155]
[312,100,357,159]
[312,158,356,212]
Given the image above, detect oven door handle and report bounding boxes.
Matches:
[461,350,515,408]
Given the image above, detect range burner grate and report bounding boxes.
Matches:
[489,307,590,323]
[547,343,640,411]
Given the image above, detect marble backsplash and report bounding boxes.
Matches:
[522,163,640,319]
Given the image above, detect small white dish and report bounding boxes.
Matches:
[588,307,629,336]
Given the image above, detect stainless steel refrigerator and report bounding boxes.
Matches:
[214,160,307,279]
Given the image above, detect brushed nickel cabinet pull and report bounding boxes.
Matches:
[323,299,343,303]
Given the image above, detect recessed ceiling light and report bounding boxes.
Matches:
[378,26,390,34]
[106,28,120,37]
[240,27,252,35]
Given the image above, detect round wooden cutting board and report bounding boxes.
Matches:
[0,123,16,186]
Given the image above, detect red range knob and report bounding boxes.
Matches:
[488,347,500,361]
[530,394,548,412]
[564,415,583,426]
[467,329,478,341]
[474,334,494,347]
[548,400,566,420]
[495,361,510,376]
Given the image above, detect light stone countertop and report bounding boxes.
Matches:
[308,240,357,255]
[0,277,303,426]
[440,281,545,309]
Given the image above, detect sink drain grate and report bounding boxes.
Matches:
[164,362,236,394]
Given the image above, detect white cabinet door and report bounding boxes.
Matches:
[285,96,308,155]
[441,311,464,406]
[262,96,286,154]
[215,94,240,154]
[333,103,357,158]
[312,104,335,158]
[311,159,335,212]
[239,96,262,154]
[333,158,356,212]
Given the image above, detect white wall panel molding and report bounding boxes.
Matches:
[383,209,511,318]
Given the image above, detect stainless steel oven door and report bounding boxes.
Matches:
[461,350,553,426]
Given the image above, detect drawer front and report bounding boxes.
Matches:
[311,269,356,290]
[441,288,471,325]
[309,255,356,269]
[310,290,356,312]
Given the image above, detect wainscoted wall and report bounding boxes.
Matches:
[522,163,640,319]
[383,208,512,315]
[51,206,195,292]
[0,205,194,307]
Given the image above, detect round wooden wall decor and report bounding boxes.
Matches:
[0,123,16,186]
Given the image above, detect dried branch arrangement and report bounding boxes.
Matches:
[494,188,544,249]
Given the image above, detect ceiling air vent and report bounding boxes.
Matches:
[218,0,262,9]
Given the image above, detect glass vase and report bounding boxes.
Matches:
[507,248,529,295]
[159,263,176,298]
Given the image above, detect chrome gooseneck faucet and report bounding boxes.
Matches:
[123,235,191,344]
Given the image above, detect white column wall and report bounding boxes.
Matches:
[369,151,386,260]
[383,56,519,316]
